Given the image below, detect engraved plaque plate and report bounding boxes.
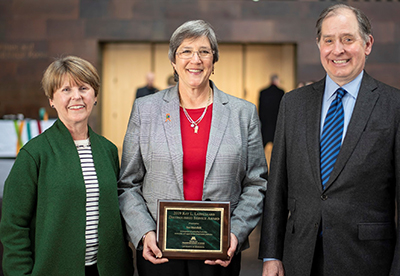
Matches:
[157,200,230,260]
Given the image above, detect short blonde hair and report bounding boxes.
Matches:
[41,56,100,99]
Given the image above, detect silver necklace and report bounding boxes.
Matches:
[181,88,212,134]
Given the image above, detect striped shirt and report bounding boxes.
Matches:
[75,138,99,266]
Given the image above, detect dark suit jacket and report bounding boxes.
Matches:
[259,72,400,276]
[136,85,158,99]
[258,84,284,147]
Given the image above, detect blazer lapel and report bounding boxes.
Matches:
[306,79,326,192]
[324,72,379,190]
[161,86,184,189]
[204,81,230,181]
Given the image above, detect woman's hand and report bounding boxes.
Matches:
[204,233,238,267]
[142,231,169,264]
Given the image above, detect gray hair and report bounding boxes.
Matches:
[168,20,219,81]
[316,4,372,45]
[270,74,279,83]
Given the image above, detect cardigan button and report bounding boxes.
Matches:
[321,194,328,200]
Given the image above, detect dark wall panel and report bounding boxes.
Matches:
[1,0,400,131]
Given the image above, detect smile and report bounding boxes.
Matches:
[333,59,349,64]
[68,105,85,110]
[187,69,202,73]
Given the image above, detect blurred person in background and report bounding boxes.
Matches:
[258,74,284,149]
[258,74,284,170]
[136,71,159,99]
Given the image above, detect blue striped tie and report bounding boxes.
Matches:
[320,88,346,190]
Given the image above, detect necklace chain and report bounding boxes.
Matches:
[181,87,212,134]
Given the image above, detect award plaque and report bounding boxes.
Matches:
[157,200,230,260]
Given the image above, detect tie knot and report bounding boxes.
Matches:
[336,88,347,100]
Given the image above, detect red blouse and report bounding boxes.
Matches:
[180,104,213,201]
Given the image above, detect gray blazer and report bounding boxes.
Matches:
[259,72,400,275]
[118,81,267,252]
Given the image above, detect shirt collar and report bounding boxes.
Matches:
[325,71,364,101]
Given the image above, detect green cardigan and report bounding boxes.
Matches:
[0,120,134,275]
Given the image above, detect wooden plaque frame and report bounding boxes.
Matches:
[157,200,230,260]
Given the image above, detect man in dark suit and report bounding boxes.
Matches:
[135,72,159,99]
[259,4,400,276]
[258,74,284,147]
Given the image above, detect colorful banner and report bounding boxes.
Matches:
[0,119,56,158]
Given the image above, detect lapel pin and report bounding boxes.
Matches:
[165,113,171,122]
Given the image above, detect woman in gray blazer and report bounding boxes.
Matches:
[118,19,267,276]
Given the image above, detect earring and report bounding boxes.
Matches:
[212,67,215,75]
[94,101,97,106]
[51,105,55,108]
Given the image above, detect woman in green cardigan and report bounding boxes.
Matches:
[0,56,134,275]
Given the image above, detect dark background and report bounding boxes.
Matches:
[1,0,400,132]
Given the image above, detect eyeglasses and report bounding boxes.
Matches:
[176,49,214,59]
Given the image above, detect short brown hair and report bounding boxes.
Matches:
[42,56,100,99]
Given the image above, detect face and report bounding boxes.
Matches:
[318,8,373,86]
[172,36,214,90]
[49,75,97,128]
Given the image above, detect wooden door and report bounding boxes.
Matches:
[101,43,152,156]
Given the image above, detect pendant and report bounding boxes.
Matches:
[191,123,195,128]
[194,125,199,133]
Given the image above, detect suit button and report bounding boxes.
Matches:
[321,194,328,200]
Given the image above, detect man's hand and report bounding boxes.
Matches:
[204,233,238,267]
[262,260,284,276]
[142,231,169,264]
